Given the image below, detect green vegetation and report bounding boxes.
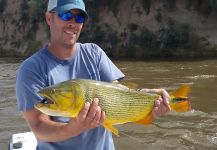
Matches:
[25,40,42,56]
[0,0,7,14]
[162,0,176,11]
[127,23,139,32]
[85,0,120,17]
[139,27,156,48]
[20,0,46,28]
[107,0,120,17]
[211,0,217,8]
[80,23,120,57]
[20,0,30,23]
[155,9,162,23]
[185,0,217,14]
[1,0,217,59]
[157,19,189,50]
[140,0,151,15]
[19,0,47,47]
[28,0,47,24]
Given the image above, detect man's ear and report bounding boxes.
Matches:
[45,12,52,26]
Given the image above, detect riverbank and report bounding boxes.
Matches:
[0,0,217,58]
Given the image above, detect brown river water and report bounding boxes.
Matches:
[0,58,217,150]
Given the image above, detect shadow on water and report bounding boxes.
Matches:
[0,58,217,149]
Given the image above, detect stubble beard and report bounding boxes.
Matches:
[61,25,82,50]
[63,31,81,49]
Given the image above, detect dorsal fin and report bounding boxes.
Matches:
[170,85,190,98]
[119,81,138,89]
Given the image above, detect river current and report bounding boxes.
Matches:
[0,58,216,150]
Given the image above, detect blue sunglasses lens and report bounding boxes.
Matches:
[75,15,85,23]
[58,12,85,23]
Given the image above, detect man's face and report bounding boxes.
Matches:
[46,9,84,49]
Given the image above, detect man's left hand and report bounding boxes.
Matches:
[140,88,171,118]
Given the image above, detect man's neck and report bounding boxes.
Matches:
[48,43,76,60]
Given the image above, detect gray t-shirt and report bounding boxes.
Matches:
[16,43,125,150]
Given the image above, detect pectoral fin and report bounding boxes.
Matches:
[135,112,152,125]
[103,122,119,136]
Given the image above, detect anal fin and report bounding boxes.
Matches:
[103,122,119,136]
[135,113,152,125]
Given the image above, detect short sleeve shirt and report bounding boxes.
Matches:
[16,43,125,150]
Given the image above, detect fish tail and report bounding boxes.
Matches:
[169,85,191,112]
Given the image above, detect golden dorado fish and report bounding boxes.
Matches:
[35,79,191,136]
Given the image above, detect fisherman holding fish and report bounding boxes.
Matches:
[16,0,171,150]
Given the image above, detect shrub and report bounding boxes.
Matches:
[138,27,156,48]
[0,0,7,14]
[127,23,139,32]
[155,9,162,23]
[156,19,192,50]
[28,0,47,24]
[162,0,176,11]
[107,0,120,17]
[25,40,42,56]
[140,0,151,15]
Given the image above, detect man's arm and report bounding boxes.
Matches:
[23,98,105,142]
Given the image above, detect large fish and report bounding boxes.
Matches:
[35,79,191,136]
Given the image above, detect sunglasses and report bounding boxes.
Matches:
[58,11,85,24]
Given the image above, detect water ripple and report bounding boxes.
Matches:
[186,75,217,80]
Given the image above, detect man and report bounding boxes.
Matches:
[16,0,170,149]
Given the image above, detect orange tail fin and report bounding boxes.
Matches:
[169,85,191,112]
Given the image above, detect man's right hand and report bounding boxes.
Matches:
[22,98,105,142]
[67,98,105,135]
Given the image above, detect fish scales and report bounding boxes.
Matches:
[77,80,158,123]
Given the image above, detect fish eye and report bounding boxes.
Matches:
[41,98,54,104]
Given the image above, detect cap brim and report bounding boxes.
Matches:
[56,4,89,19]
